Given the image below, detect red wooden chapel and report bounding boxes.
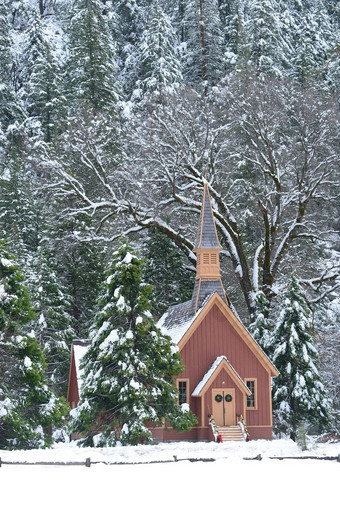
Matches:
[153,181,279,441]
[67,181,278,441]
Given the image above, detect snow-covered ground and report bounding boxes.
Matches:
[1,439,339,508]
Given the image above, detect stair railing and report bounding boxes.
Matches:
[208,414,218,442]
[237,414,251,441]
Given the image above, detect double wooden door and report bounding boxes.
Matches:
[212,388,235,426]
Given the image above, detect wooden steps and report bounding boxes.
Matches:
[215,425,245,442]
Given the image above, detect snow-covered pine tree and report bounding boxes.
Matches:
[182,0,225,87]
[31,245,77,397]
[20,7,66,142]
[325,43,340,94]
[223,0,247,73]
[315,300,340,432]
[0,0,23,131]
[0,143,40,264]
[114,0,146,48]
[137,1,183,99]
[71,240,197,446]
[272,275,331,441]
[112,0,146,99]
[291,0,331,87]
[0,241,68,449]
[65,0,119,113]
[245,0,290,79]
[248,290,274,354]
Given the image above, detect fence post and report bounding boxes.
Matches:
[85,458,91,468]
[0,457,2,468]
[296,421,307,451]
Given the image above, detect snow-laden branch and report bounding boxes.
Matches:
[253,242,265,293]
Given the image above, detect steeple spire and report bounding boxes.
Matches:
[194,180,222,280]
[194,180,222,252]
[191,180,228,312]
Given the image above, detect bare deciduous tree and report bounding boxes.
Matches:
[47,79,340,320]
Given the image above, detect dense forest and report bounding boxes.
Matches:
[0,0,339,445]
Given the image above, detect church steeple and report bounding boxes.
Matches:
[194,181,222,280]
[191,180,228,313]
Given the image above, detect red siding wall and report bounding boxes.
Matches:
[176,303,272,432]
[67,351,79,409]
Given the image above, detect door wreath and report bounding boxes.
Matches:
[215,394,223,402]
[225,394,232,402]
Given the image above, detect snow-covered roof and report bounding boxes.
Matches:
[158,310,197,346]
[158,292,216,345]
[192,356,251,396]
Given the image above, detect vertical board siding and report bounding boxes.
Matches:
[67,351,79,408]
[177,303,272,429]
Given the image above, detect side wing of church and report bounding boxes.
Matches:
[154,181,278,441]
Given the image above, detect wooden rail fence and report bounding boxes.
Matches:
[0,454,339,467]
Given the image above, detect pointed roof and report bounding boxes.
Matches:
[194,181,222,251]
[192,356,252,397]
[159,292,279,377]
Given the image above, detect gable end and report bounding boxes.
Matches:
[178,293,279,377]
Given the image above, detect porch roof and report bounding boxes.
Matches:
[192,355,252,397]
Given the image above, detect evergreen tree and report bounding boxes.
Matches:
[65,0,119,113]
[0,143,41,263]
[71,240,197,446]
[182,0,225,87]
[248,291,273,354]
[20,8,66,142]
[271,275,331,441]
[137,1,183,99]
[0,241,68,449]
[245,0,290,79]
[31,246,77,397]
[113,0,146,98]
[291,1,331,86]
[143,228,194,317]
[114,0,146,47]
[0,0,23,131]
[64,237,106,337]
[223,0,247,72]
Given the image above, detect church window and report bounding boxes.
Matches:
[245,379,257,409]
[177,379,189,405]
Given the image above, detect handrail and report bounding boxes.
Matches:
[237,414,251,441]
[208,414,218,441]
[209,413,251,442]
